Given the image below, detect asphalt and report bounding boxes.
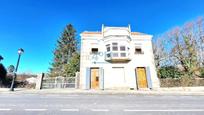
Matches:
[0,93,204,115]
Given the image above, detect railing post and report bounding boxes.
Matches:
[35,73,44,90]
[75,72,80,89]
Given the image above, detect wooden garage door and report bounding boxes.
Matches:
[91,68,99,89]
[136,67,148,88]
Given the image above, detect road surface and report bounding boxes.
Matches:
[0,93,203,115]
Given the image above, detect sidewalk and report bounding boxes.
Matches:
[0,87,204,95]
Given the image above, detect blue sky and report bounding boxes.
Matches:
[0,0,204,74]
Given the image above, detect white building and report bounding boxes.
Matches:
[80,25,160,90]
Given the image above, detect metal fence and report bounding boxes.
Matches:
[42,76,76,89]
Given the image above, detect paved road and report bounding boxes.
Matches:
[0,93,204,115]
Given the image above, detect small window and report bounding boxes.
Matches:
[107,47,110,52]
[112,46,118,51]
[120,46,126,51]
[112,53,118,57]
[106,44,110,52]
[96,77,99,81]
[120,53,126,57]
[91,48,98,53]
[135,48,143,54]
[106,53,111,58]
[112,43,118,51]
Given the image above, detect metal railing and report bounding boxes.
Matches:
[42,77,76,89]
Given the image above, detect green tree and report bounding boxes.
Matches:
[0,63,8,87]
[50,24,78,77]
[64,53,80,77]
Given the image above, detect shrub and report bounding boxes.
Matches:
[158,66,183,79]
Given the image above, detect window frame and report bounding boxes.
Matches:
[91,48,99,54]
[135,47,143,54]
[120,46,126,51]
[112,52,119,57]
[112,42,118,51]
[106,42,130,59]
[106,44,111,52]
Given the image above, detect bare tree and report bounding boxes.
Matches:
[154,17,204,78]
[196,17,204,66]
[153,36,168,70]
[166,20,202,77]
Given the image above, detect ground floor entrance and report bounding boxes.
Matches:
[90,68,99,89]
[136,67,148,89]
[81,64,160,90]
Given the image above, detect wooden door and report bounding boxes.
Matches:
[136,67,148,88]
[91,68,99,89]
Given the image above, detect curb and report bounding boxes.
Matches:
[1,89,204,96]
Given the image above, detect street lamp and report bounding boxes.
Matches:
[10,48,24,91]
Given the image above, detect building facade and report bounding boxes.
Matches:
[80,25,160,90]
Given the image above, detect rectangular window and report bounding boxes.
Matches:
[112,43,118,51]
[135,48,143,54]
[106,44,110,52]
[112,53,118,57]
[106,53,111,58]
[112,46,118,51]
[91,48,98,53]
[107,47,110,52]
[120,53,126,57]
[120,46,126,51]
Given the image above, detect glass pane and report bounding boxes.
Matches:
[112,46,118,51]
[107,47,110,51]
[91,48,98,53]
[112,53,118,57]
[120,46,126,51]
[112,43,118,45]
[107,53,111,57]
[135,48,142,54]
[121,53,126,57]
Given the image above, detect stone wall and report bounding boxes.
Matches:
[160,78,204,87]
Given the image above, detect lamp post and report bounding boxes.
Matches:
[10,48,24,91]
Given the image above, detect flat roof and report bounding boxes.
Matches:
[81,31,148,35]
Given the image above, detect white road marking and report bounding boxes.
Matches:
[24,109,47,111]
[0,109,11,111]
[42,97,75,99]
[91,109,109,112]
[124,109,204,112]
[60,109,79,112]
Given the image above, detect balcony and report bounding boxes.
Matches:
[105,42,131,62]
[105,51,131,62]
